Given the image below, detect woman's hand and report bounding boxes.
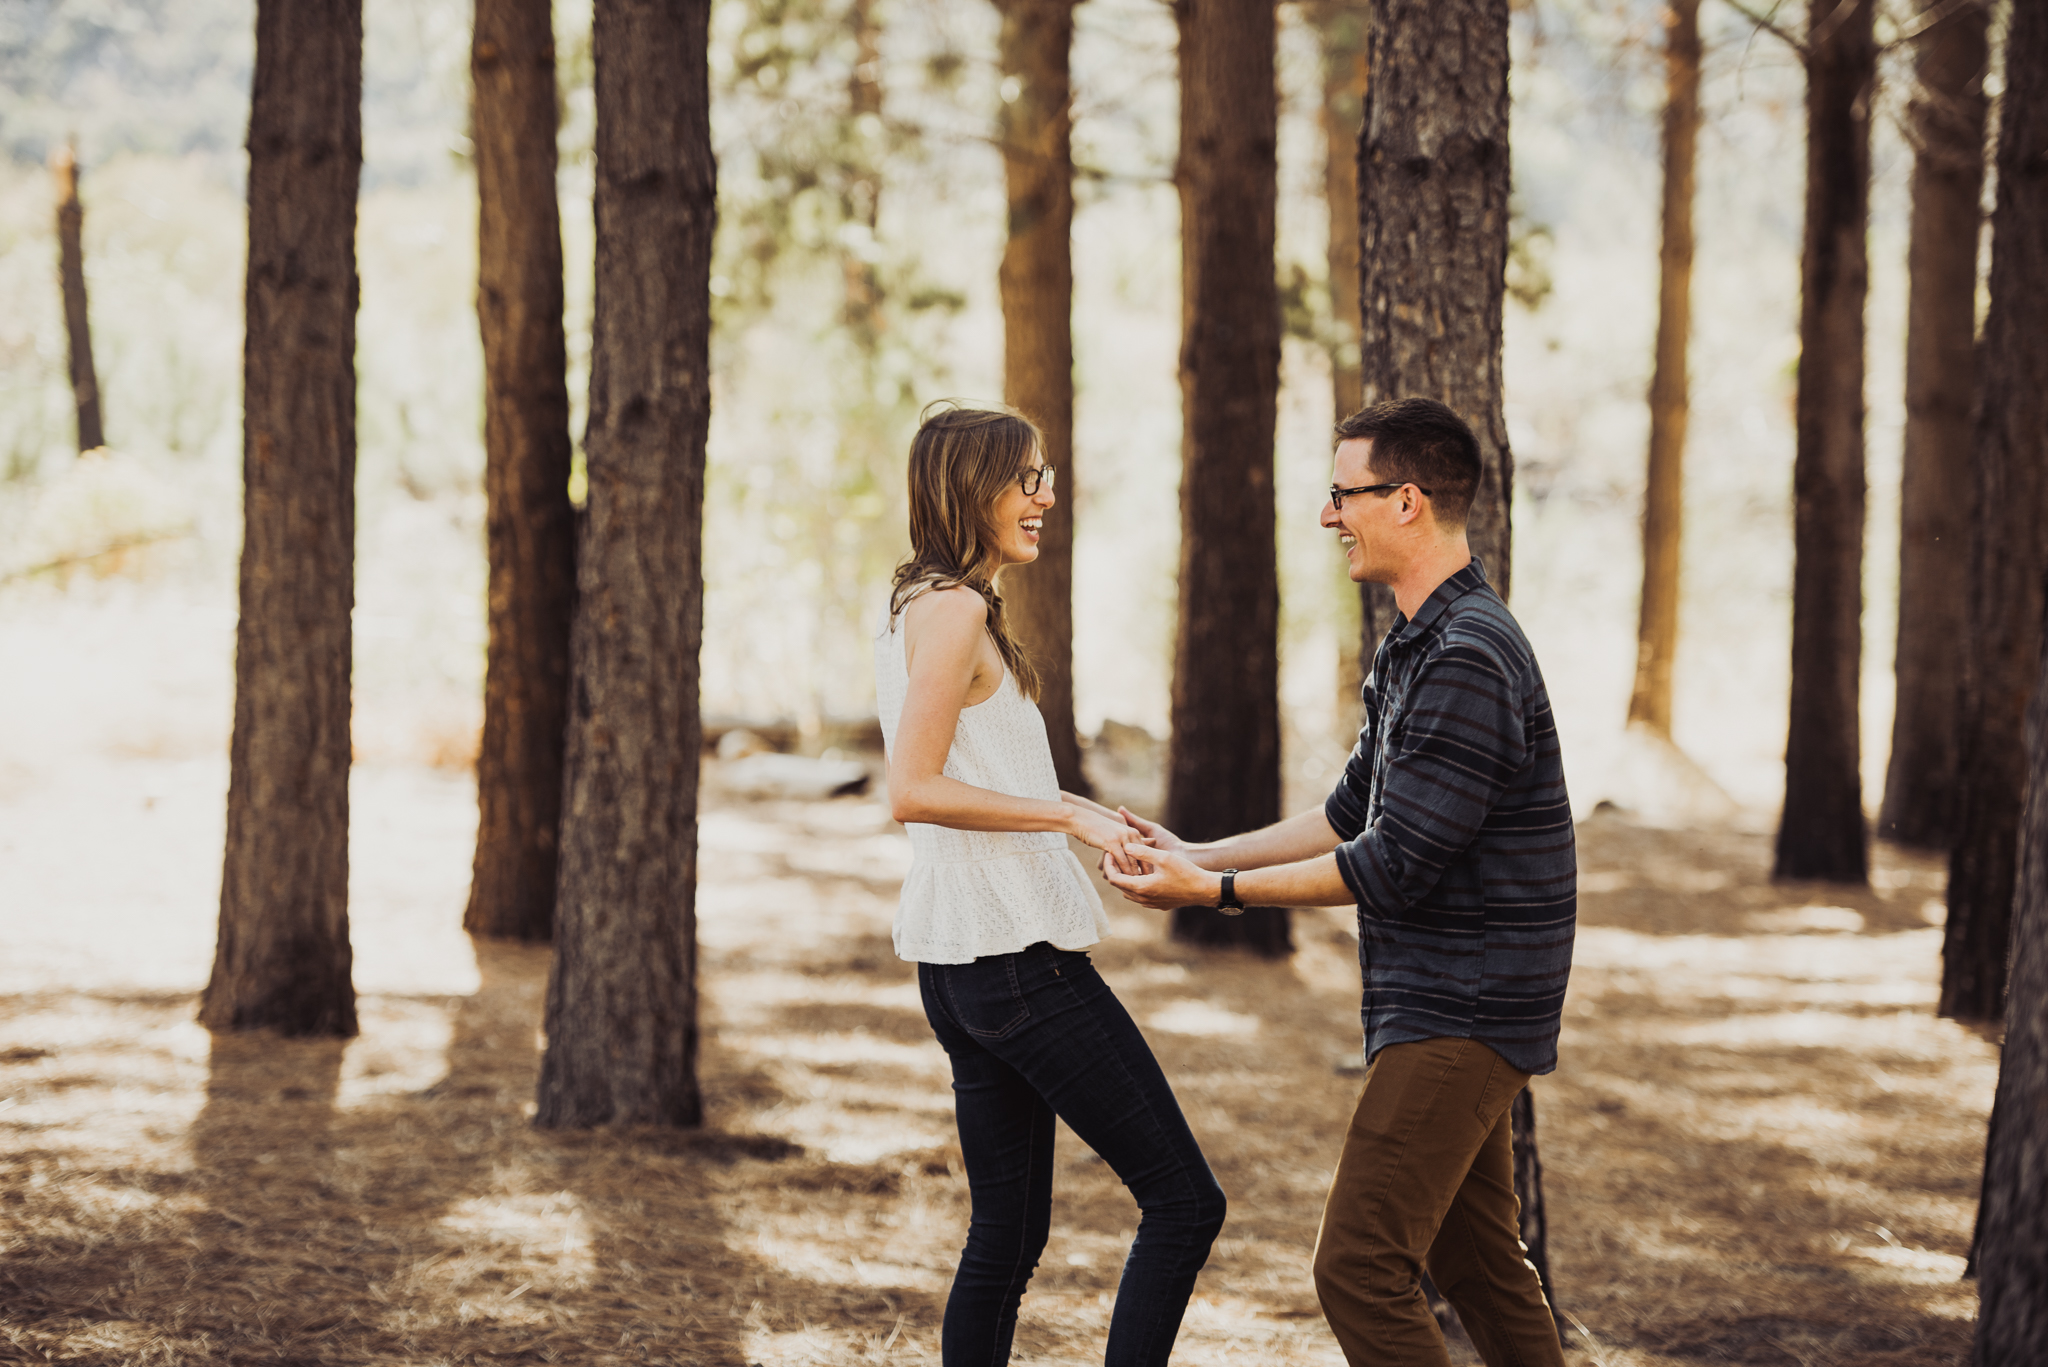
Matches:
[1069,807,1152,876]
[1117,807,1186,853]
[1101,845,1222,909]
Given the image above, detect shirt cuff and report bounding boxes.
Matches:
[1324,782,1369,843]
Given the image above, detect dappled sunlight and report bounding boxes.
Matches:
[0,784,1998,1365]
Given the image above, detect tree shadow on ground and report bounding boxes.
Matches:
[0,937,937,1366]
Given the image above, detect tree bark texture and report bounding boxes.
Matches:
[1973,143,2048,1340]
[1946,0,2048,1024]
[995,0,1090,798]
[1880,0,1989,851]
[1355,0,1513,599]
[203,0,362,1039]
[51,143,104,454]
[1165,0,1288,957]
[1627,0,1700,738]
[465,0,577,943]
[1774,0,1875,885]
[534,0,714,1129]
[1974,708,2048,1360]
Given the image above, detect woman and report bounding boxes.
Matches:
[874,402,1227,1366]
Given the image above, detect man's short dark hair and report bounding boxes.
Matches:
[1334,398,1482,528]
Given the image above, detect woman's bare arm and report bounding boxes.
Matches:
[887,588,1144,866]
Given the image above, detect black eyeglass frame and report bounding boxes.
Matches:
[1329,480,1433,510]
[1019,464,1057,497]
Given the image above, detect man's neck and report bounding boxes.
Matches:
[1390,538,1475,619]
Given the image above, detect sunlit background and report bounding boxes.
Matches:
[0,0,1944,817]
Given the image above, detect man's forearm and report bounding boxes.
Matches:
[1187,808,1343,871]
[1233,853,1353,908]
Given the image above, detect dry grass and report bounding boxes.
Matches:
[0,794,1995,1366]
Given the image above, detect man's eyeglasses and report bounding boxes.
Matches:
[1329,480,1432,510]
[1020,464,1057,496]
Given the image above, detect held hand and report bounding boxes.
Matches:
[1117,807,1185,853]
[1100,845,1221,911]
[1072,808,1151,876]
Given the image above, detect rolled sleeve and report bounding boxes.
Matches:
[1331,642,1528,919]
[1324,685,1379,842]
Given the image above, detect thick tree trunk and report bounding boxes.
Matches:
[465,0,577,944]
[1946,0,2048,1025]
[995,0,1090,798]
[1627,0,1700,738]
[1974,863,2048,1356]
[1355,0,1513,595]
[1774,0,1875,885]
[51,143,103,454]
[1357,0,1557,1320]
[1164,0,1288,957]
[202,0,362,1039]
[533,0,714,1129]
[1881,1,1989,851]
[1972,36,2048,1315]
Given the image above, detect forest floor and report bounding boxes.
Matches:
[0,755,2001,1366]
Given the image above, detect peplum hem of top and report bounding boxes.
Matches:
[894,846,1112,964]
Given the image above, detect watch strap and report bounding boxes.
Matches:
[1218,869,1244,916]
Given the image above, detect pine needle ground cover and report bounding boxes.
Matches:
[0,769,1992,1366]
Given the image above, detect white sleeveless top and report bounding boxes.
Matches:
[875,603,1111,964]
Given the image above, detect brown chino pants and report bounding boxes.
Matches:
[1311,1036,1565,1367]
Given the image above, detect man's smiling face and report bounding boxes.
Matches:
[1324,436,1387,584]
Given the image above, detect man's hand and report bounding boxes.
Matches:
[1100,845,1222,910]
[1117,807,1186,853]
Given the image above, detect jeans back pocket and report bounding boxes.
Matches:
[940,953,1032,1040]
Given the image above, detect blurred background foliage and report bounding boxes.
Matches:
[0,0,1933,814]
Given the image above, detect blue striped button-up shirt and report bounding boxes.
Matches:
[1324,559,1576,1076]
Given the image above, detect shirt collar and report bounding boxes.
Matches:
[1388,557,1491,647]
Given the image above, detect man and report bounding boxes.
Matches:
[1104,397,1573,1367]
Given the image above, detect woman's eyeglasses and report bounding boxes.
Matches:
[1329,480,1432,510]
[1020,464,1057,496]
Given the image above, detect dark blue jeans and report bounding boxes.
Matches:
[919,942,1227,1367]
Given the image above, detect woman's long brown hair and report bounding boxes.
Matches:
[888,402,1044,701]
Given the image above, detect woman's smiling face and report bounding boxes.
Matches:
[991,453,1056,566]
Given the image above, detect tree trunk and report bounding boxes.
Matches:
[1946,0,2048,1025]
[202,0,362,1039]
[1511,1087,1566,1331]
[1306,1,1386,731]
[1774,0,1875,885]
[1627,0,1700,738]
[995,0,1090,798]
[51,142,104,454]
[1880,0,1989,851]
[1355,0,1513,595]
[1164,0,1288,957]
[533,0,714,1129]
[1971,22,2048,1310]
[464,0,577,944]
[1357,0,1558,1319]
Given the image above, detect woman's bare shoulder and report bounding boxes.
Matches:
[903,584,988,633]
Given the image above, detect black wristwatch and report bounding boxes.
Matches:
[1217,869,1244,916]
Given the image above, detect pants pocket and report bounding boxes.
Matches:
[1471,1044,1530,1126]
[941,954,1032,1040]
